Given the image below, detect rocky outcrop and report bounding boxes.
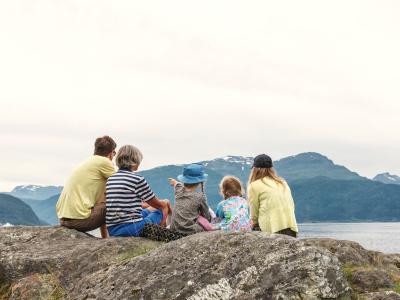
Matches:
[304,239,400,298]
[68,231,349,300]
[0,227,399,299]
[0,226,161,299]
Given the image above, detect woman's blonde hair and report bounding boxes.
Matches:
[116,145,143,170]
[248,167,285,187]
[220,176,244,199]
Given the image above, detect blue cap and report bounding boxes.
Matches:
[177,164,208,184]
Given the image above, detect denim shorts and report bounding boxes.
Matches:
[108,208,163,237]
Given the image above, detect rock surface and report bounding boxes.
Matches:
[304,238,400,296]
[0,227,399,299]
[0,226,160,299]
[68,231,350,300]
[359,291,400,300]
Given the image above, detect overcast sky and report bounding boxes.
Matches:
[1,1,400,191]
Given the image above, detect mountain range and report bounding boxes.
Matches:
[0,194,44,225]
[2,152,400,225]
[9,185,62,200]
[22,195,60,225]
[373,173,400,185]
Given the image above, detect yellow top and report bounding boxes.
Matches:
[248,177,298,234]
[56,155,115,219]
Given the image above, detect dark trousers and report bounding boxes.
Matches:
[252,225,297,238]
[60,201,106,232]
[275,228,297,238]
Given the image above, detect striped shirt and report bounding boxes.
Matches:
[106,169,155,227]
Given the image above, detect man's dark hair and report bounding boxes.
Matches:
[94,136,117,156]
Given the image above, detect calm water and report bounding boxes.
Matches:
[299,222,400,254]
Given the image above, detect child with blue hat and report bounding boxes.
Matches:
[169,163,214,234]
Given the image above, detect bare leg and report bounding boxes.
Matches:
[97,192,109,239]
[100,224,109,239]
[142,201,157,211]
[160,200,171,227]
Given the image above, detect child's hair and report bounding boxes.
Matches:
[220,176,243,199]
[184,182,206,197]
[248,167,285,187]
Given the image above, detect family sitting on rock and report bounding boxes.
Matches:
[56,136,298,241]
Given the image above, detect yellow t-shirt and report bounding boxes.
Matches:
[56,155,115,219]
[248,177,298,234]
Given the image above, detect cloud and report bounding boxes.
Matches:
[1,0,400,191]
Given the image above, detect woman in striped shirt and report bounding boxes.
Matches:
[106,145,170,237]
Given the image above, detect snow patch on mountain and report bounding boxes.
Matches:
[12,185,44,192]
[220,156,253,165]
[10,185,63,200]
[373,172,400,185]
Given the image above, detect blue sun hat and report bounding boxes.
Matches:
[177,164,208,184]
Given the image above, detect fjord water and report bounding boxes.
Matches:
[299,222,400,254]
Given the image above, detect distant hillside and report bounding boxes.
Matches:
[7,152,400,224]
[23,195,59,225]
[143,153,367,210]
[274,152,363,181]
[10,185,63,200]
[291,177,400,222]
[0,194,44,225]
[142,155,400,222]
[200,156,253,184]
[373,173,400,185]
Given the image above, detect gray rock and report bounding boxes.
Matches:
[351,269,393,291]
[7,226,399,299]
[0,226,161,298]
[69,231,351,299]
[359,291,400,300]
[303,238,381,265]
[304,238,400,295]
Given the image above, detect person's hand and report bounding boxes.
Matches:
[168,178,177,187]
[160,199,171,227]
[166,200,172,214]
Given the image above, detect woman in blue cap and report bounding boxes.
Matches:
[168,163,213,235]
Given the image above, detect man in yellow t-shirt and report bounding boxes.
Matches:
[56,136,116,238]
